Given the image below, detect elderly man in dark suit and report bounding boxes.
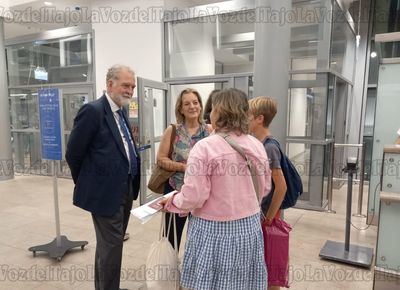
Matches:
[66,64,140,290]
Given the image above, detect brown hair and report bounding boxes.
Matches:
[212,88,249,134]
[175,88,204,124]
[203,89,220,124]
[249,96,277,127]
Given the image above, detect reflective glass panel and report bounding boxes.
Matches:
[330,2,356,80]
[151,89,167,138]
[9,89,39,130]
[165,10,255,78]
[62,92,89,131]
[7,33,93,86]
[11,132,42,174]
[290,0,332,71]
[288,73,329,140]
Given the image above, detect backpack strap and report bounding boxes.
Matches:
[263,136,280,148]
[263,137,285,157]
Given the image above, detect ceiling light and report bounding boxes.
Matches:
[370,51,377,58]
[44,2,53,6]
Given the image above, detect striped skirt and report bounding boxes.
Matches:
[180,213,267,290]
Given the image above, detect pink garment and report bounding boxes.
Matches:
[164,133,272,221]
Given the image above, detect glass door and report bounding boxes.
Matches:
[60,85,94,177]
[9,85,94,177]
[136,74,252,204]
[136,78,170,205]
[167,74,253,122]
[287,72,334,210]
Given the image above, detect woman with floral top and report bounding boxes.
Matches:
[156,88,212,250]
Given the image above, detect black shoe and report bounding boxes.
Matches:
[123,232,129,241]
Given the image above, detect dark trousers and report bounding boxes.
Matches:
[92,177,134,290]
[164,182,187,251]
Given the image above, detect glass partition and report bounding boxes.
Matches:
[288,73,329,140]
[6,33,93,86]
[7,29,95,177]
[326,74,335,139]
[9,89,39,130]
[287,142,331,207]
[11,132,42,174]
[290,0,332,71]
[62,91,90,132]
[330,1,356,81]
[380,42,400,58]
[164,0,344,77]
[164,10,255,78]
[287,72,348,210]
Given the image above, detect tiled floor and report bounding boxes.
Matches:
[0,175,377,289]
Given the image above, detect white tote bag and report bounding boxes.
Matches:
[146,213,179,290]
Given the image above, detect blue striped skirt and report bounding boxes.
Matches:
[180,213,267,290]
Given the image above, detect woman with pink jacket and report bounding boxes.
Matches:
[161,88,272,290]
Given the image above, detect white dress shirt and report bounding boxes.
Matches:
[105,93,134,162]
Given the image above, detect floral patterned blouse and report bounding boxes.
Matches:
[169,123,210,190]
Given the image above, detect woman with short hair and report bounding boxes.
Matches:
[162,88,271,290]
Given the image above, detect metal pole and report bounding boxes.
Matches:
[345,169,353,252]
[53,160,61,247]
[327,142,336,213]
[354,143,367,217]
[327,142,363,214]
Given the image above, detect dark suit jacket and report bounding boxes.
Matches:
[65,95,140,216]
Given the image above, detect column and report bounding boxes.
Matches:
[0,18,14,181]
[253,0,291,148]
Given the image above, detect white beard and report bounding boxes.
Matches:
[115,94,131,107]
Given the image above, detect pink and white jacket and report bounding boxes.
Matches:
[164,133,272,221]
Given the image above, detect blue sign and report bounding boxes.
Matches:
[38,88,62,160]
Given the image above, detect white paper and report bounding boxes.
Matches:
[130,190,177,224]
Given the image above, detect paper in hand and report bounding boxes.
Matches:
[130,190,176,224]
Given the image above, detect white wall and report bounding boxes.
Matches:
[0,0,10,11]
[92,0,163,97]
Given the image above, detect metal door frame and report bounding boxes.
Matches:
[137,77,170,205]
[165,73,253,101]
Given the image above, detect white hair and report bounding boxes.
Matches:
[106,64,135,83]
